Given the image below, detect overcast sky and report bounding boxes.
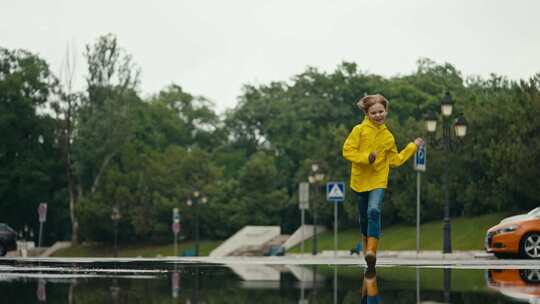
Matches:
[2,0,539,113]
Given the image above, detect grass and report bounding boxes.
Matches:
[53,212,510,257]
[52,240,222,257]
[288,212,510,252]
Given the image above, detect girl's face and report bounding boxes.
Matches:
[367,103,387,125]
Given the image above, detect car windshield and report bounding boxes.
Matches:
[528,207,540,216]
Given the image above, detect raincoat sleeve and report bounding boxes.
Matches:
[388,142,417,168]
[342,126,370,164]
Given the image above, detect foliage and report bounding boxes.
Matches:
[0,47,69,242]
[1,34,539,244]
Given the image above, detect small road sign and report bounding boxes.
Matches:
[173,208,180,223]
[38,203,47,223]
[299,182,309,210]
[172,222,180,234]
[414,144,426,172]
[326,182,345,203]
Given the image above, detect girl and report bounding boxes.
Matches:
[342,94,424,268]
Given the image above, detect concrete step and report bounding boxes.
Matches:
[267,234,290,245]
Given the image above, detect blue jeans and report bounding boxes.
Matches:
[361,296,381,304]
[355,189,385,239]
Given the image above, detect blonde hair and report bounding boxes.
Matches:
[356,94,389,113]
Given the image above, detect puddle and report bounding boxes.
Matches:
[0,259,538,303]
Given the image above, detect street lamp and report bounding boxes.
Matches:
[110,206,121,257]
[187,191,207,256]
[424,91,468,253]
[308,162,325,255]
[23,225,29,255]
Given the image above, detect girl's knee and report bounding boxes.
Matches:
[367,208,381,220]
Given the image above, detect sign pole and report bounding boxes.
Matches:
[38,223,43,248]
[299,182,309,256]
[326,181,345,258]
[416,172,420,254]
[413,144,426,254]
[37,203,47,247]
[174,229,178,257]
[301,208,305,255]
[334,201,338,257]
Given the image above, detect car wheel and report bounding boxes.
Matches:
[520,232,540,259]
[0,243,6,257]
[519,269,540,284]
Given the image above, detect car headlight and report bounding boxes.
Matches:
[496,225,519,234]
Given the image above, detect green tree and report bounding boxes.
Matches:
[66,34,141,242]
[0,47,68,241]
[50,45,84,244]
[206,151,288,238]
[148,84,224,150]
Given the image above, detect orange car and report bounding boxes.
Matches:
[485,207,540,258]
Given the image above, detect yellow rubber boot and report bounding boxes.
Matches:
[364,269,378,296]
[365,237,379,269]
[360,274,367,297]
[362,236,368,255]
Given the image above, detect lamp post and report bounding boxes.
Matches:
[172,208,181,256]
[424,91,468,253]
[308,162,325,255]
[24,225,29,256]
[110,206,121,257]
[187,191,207,256]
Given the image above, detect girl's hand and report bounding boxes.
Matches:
[414,137,425,146]
[368,151,377,164]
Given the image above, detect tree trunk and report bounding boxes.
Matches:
[69,188,79,245]
[91,151,116,194]
[65,137,79,245]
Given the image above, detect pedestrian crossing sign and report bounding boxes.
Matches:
[326,182,345,203]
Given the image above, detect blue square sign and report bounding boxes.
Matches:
[326,182,345,203]
[414,144,426,172]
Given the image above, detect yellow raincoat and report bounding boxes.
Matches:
[343,117,417,192]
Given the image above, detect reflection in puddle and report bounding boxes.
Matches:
[487,269,540,303]
[361,268,380,304]
[0,260,539,303]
